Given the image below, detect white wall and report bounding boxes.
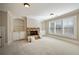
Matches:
[40,21,47,36]
[27,17,40,28]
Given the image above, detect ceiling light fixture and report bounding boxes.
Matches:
[24,3,30,8]
[50,13,54,15]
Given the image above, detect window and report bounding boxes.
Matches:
[49,16,75,38]
[63,17,74,36]
[56,20,63,34]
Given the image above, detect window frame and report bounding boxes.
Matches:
[48,16,76,39]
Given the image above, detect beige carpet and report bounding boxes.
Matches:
[0,37,79,55]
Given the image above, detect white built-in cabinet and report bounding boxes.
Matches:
[13,17,27,40]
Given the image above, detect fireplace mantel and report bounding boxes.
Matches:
[27,28,40,36]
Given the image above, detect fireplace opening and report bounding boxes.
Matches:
[30,31,38,36]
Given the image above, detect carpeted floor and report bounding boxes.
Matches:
[0,37,79,55]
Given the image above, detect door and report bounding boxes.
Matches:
[0,27,2,47]
[0,11,7,48]
[0,11,2,47]
[0,36,2,47]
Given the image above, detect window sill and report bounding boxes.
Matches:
[48,33,76,40]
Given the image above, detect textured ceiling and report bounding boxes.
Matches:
[1,3,79,21]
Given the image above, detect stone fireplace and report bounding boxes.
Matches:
[27,28,40,42]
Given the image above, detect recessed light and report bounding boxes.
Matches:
[24,3,30,8]
[50,13,54,15]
